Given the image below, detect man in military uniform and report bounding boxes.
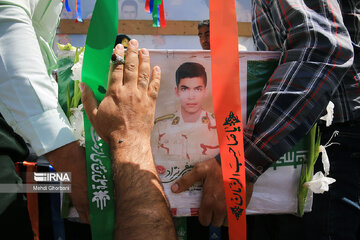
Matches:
[151,62,219,216]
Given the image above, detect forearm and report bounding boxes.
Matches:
[45,141,89,223]
[111,138,176,240]
[247,0,354,181]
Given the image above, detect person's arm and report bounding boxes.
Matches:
[0,3,75,156]
[171,156,254,227]
[172,0,354,227]
[44,142,89,223]
[0,4,89,223]
[245,0,354,182]
[80,40,176,240]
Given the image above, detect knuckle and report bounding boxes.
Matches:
[149,91,158,100]
[127,48,138,55]
[151,80,160,91]
[194,164,202,174]
[194,162,209,175]
[138,73,150,88]
[138,80,148,89]
[112,70,122,82]
[125,62,137,72]
[149,81,160,99]
[139,72,150,82]
[108,86,121,99]
[140,54,150,62]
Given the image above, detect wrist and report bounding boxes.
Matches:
[110,136,152,163]
[109,134,151,151]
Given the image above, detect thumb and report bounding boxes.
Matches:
[171,167,204,193]
[80,82,98,124]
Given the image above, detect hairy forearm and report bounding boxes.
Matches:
[45,142,87,191]
[111,138,176,240]
[44,141,89,223]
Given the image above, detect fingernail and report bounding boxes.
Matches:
[140,48,149,56]
[79,82,84,92]
[171,183,179,192]
[129,39,138,47]
[116,44,124,50]
[154,66,160,73]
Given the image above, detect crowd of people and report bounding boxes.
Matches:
[0,0,359,239]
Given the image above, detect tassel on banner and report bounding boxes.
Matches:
[152,0,159,27]
[145,0,166,27]
[150,0,154,13]
[159,1,166,27]
[64,0,71,12]
[75,0,83,22]
[145,0,151,13]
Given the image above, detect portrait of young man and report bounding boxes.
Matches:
[151,61,219,215]
[120,0,138,19]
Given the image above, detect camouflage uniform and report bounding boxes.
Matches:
[151,110,220,214]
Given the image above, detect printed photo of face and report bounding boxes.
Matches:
[175,77,208,114]
[120,0,138,19]
[121,5,137,19]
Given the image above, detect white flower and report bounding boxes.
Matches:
[304,171,336,194]
[71,51,84,81]
[320,101,335,127]
[319,145,330,176]
[69,104,85,147]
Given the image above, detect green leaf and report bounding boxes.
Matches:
[66,83,71,118]
[71,80,82,108]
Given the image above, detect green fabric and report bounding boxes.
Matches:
[247,60,309,160]
[173,217,187,240]
[0,116,28,214]
[246,60,278,117]
[82,0,118,239]
[247,60,311,215]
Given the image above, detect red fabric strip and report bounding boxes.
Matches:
[209,0,247,239]
[145,0,151,13]
[159,1,166,27]
[24,162,39,240]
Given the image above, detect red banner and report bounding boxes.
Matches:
[159,1,166,27]
[209,0,247,239]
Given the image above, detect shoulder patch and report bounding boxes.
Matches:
[154,114,175,124]
[202,116,209,124]
[172,116,180,125]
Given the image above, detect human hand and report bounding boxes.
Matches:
[45,141,90,223]
[80,40,161,149]
[81,40,177,239]
[171,157,255,227]
[171,158,227,227]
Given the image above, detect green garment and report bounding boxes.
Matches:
[0,116,28,214]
